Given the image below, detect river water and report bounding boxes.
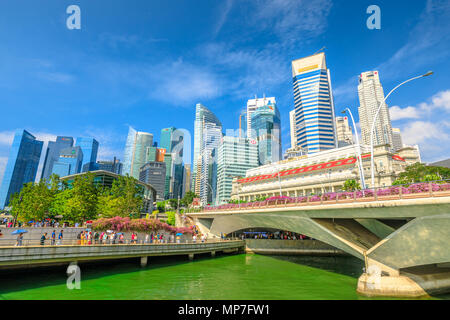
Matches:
[0,254,447,300]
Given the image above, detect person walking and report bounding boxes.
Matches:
[94,231,99,244]
[51,230,56,245]
[192,234,197,243]
[102,232,108,244]
[145,234,149,244]
[16,233,23,246]
[40,232,47,246]
[119,233,124,244]
[57,230,63,245]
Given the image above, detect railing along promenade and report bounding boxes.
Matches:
[187,180,450,213]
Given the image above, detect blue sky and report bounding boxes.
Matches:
[0,0,449,182]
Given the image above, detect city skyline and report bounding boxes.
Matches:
[0,0,449,185]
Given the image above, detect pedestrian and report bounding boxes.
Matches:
[51,230,56,245]
[94,231,99,244]
[16,233,23,246]
[119,233,124,244]
[192,234,197,243]
[102,232,108,244]
[57,230,63,245]
[40,232,47,246]
[145,234,149,244]
[113,232,117,244]
[77,231,82,245]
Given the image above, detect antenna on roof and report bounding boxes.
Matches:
[313,46,326,55]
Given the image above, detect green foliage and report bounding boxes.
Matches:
[342,179,361,191]
[181,191,198,207]
[166,211,176,226]
[168,198,179,210]
[393,162,450,185]
[156,201,166,212]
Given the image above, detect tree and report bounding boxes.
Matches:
[181,191,198,207]
[393,162,450,185]
[168,198,179,210]
[343,179,361,192]
[62,173,99,223]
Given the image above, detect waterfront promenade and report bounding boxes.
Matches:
[0,239,245,270]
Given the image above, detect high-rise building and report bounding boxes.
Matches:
[139,161,166,202]
[250,100,282,165]
[182,164,191,196]
[97,157,123,175]
[216,137,259,205]
[41,136,74,181]
[198,122,222,206]
[335,116,354,147]
[392,128,403,151]
[75,137,99,172]
[160,127,175,153]
[289,110,297,148]
[163,153,174,199]
[358,71,394,148]
[291,52,337,154]
[146,147,166,163]
[51,146,83,177]
[192,103,222,190]
[160,127,184,200]
[0,130,43,208]
[246,96,276,138]
[122,127,154,179]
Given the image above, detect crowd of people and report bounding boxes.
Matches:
[239,231,311,240]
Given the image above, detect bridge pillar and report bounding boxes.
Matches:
[140,256,148,267]
[188,253,194,261]
[211,251,216,257]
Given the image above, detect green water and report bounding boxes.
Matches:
[0,254,445,300]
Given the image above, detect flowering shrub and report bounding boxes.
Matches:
[92,216,193,234]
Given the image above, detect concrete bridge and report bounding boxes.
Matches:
[0,240,245,270]
[187,188,450,298]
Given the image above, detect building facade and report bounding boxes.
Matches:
[289,110,297,148]
[51,146,84,177]
[291,52,337,154]
[75,137,99,172]
[97,157,123,175]
[40,136,74,181]
[231,144,421,202]
[250,99,282,165]
[246,96,276,139]
[335,116,354,147]
[139,161,166,202]
[358,71,394,148]
[0,130,43,208]
[392,128,403,151]
[216,137,259,205]
[122,126,154,179]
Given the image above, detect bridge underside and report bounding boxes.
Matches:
[193,211,450,297]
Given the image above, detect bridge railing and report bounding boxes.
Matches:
[187,180,450,213]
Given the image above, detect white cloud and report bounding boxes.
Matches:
[431,90,450,111]
[212,0,234,38]
[0,157,8,186]
[389,106,421,121]
[37,72,75,83]
[0,131,14,146]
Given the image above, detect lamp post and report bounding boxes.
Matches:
[342,108,366,190]
[369,71,433,189]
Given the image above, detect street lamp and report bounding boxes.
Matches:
[369,71,433,188]
[342,108,366,190]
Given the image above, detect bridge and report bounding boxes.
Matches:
[186,182,450,297]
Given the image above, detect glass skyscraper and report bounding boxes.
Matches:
[75,137,99,172]
[192,103,222,192]
[292,52,337,154]
[41,136,74,181]
[250,100,282,165]
[0,130,43,208]
[51,146,83,177]
[122,126,154,179]
[160,127,184,199]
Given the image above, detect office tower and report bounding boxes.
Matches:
[335,116,354,147]
[160,127,184,199]
[122,127,154,179]
[246,96,277,138]
[164,153,174,199]
[51,147,83,177]
[291,52,337,154]
[198,122,222,206]
[358,71,394,148]
[217,137,259,204]
[139,161,166,202]
[392,128,403,151]
[160,127,175,152]
[250,99,282,165]
[289,110,297,148]
[41,136,74,181]
[192,103,222,191]
[182,164,191,196]
[97,157,123,175]
[0,130,43,208]
[75,137,99,172]
[146,147,166,163]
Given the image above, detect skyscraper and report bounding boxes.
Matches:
[291,52,337,154]
[160,127,184,200]
[75,137,99,172]
[246,96,276,138]
[250,99,281,165]
[358,71,394,148]
[289,110,297,149]
[335,116,354,147]
[122,127,154,179]
[139,161,166,201]
[392,128,403,151]
[182,164,191,196]
[192,103,222,190]
[41,136,74,181]
[97,157,123,175]
[51,146,83,177]
[216,137,259,205]
[0,130,43,208]
[160,127,175,153]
